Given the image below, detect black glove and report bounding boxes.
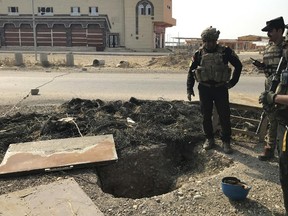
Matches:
[187,90,195,101]
[259,91,276,105]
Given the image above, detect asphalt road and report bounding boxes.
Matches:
[0,69,265,107]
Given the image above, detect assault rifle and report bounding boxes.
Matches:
[256,56,284,134]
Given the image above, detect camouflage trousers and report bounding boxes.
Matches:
[264,76,277,149]
[264,110,277,150]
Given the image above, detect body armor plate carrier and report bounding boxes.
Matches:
[263,41,284,77]
[195,46,231,82]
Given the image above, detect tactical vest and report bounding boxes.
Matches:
[275,81,288,124]
[275,41,288,111]
[276,67,288,111]
[274,40,288,123]
[263,40,284,76]
[195,46,231,82]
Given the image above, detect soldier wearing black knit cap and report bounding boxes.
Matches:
[187,26,242,154]
[259,16,288,215]
[255,16,288,161]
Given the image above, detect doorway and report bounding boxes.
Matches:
[108,34,119,48]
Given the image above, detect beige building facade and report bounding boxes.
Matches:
[0,0,176,51]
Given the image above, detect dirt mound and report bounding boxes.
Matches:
[0,98,205,161]
[147,52,191,69]
[146,52,259,75]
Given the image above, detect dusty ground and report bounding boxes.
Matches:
[0,51,285,216]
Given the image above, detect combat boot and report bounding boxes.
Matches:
[203,138,215,150]
[223,142,233,154]
[258,146,274,161]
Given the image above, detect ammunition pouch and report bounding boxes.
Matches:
[276,109,288,125]
[195,65,231,82]
[280,68,288,86]
[276,76,288,110]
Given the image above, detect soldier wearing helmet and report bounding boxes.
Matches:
[201,27,220,42]
[187,26,242,154]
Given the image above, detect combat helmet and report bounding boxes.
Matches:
[201,26,220,41]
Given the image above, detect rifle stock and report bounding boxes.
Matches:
[256,56,284,135]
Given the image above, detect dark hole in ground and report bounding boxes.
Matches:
[96,133,236,199]
[97,144,178,199]
[96,138,202,199]
[0,98,261,199]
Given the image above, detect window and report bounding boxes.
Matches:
[146,4,152,15]
[8,7,19,15]
[38,7,53,16]
[138,4,144,15]
[138,2,153,16]
[89,7,99,16]
[71,7,80,16]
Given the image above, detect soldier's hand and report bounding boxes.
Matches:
[187,90,195,101]
[259,91,276,105]
[252,61,265,69]
[251,58,265,69]
[226,82,233,89]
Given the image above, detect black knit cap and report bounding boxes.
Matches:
[262,16,285,32]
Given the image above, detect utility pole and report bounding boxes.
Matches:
[32,0,37,61]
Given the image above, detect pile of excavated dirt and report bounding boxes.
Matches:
[146,52,191,70]
[0,98,285,215]
[146,53,257,75]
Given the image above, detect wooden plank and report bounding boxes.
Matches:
[0,134,117,176]
[230,115,259,123]
[232,128,256,136]
[212,103,265,142]
[230,103,262,111]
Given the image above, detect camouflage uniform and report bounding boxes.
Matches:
[275,43,288,215]
[256,16,288,161]
[187,27,242,154]
[259,16,288,214]
[261,39,287,158]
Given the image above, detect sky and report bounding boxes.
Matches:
[165,0,288,41]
